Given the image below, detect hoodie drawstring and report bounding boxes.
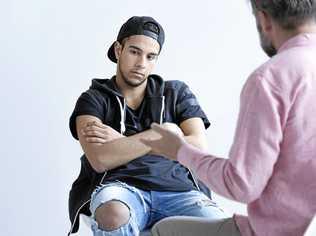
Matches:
[159,96,165,124]
[116,95,164,130]
[115,96,126,134]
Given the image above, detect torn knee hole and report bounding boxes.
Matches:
[95,200,131,231]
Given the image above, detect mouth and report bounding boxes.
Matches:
[131,71,145,77]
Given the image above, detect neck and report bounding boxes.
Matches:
[273,21,316,50]
[115,74,147,110]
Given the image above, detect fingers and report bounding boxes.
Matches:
[85,137,107,144]
[140,137,177,160]
[82,129,107,139]
[82,125,106,135]
[151,123,181,139]
[80,122,108,143]
[139,138,163,154]
[81,122,111,136]
[86,121,106,129]
[81,121,123,144]
[150,123,170,136]
[139,138,154,147]
[85,122,107,131]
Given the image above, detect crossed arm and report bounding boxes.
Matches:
[76,115,208,173]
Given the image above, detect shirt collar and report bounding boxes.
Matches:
[278,33,316,53]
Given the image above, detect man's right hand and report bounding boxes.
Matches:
[80,121,125,145]
[161,122,184,137]
[142,123,186,160]
[149,122,184,156]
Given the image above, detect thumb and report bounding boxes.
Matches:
[139,138,155,148]
[151,123,171,137]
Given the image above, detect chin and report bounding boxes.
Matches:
[258,25,277,57]
[261,42,277,57]
[125,77,147,87]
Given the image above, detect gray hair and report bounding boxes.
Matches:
[250,0,316,29]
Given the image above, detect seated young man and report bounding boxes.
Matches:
[67,16,226,236]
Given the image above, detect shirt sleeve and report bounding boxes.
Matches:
[176,82,210,129]
[69,90,105,140]
[177,75,283,203]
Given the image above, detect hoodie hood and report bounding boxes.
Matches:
[90,74,165,98]
[89,74,166,134]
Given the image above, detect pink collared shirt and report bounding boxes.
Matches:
[178,33,316,236]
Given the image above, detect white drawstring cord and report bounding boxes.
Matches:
[159,96,165,124]
[115,96,126,134]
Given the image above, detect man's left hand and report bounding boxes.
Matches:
[80,121,124,145]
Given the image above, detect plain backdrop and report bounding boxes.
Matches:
[3,0,311,236]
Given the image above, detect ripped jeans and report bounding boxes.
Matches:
[90,181,227,236]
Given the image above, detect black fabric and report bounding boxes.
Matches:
[68,74,211,233]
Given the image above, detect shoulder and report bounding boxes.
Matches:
[250,47,311,90]
[78,78,115,104]
[164,80,191,97]
[76,89,106,108]
[148,74,190,95]
[165,80,187,90]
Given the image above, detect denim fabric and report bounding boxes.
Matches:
[89,181,226,236]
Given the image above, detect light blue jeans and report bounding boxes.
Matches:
[90,181,226,236]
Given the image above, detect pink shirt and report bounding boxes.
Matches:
[178,33,316,236]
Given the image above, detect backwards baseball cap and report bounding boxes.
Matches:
[107,16,165,63]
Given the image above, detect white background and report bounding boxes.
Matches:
[3,0,312,236]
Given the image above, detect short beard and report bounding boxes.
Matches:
[257,23,277,57]
[118,64,147,88]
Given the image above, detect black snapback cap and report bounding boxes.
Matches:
[107,16,165,63]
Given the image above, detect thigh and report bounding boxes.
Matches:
[154,190,227,220]
[151,216,241,236]
[90,181,151,231]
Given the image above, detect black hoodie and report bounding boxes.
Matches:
[68,75,211,234]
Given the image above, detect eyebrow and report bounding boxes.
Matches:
[128,45,159,56]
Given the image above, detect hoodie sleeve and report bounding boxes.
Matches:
[69,90,106,140]
[176,82,210,129]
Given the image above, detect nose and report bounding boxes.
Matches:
[135,55,146,68]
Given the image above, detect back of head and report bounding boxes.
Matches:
[250,0,316,30]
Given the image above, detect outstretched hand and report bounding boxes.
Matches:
[140,123,186,160]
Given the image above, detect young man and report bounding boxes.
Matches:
[67,16,225,236]
[141,1,316,236]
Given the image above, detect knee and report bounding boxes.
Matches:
[94,200,130,231]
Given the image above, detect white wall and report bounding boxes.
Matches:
[0,0,279,235]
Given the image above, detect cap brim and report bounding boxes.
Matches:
[107,42,117,63]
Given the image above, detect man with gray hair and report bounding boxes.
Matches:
[141,1,316,235]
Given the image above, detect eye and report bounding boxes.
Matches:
[147,54,157,61]
[129,49,138,55]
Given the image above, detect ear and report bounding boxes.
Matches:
[114,41,122,61]
[257,10,273,35]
